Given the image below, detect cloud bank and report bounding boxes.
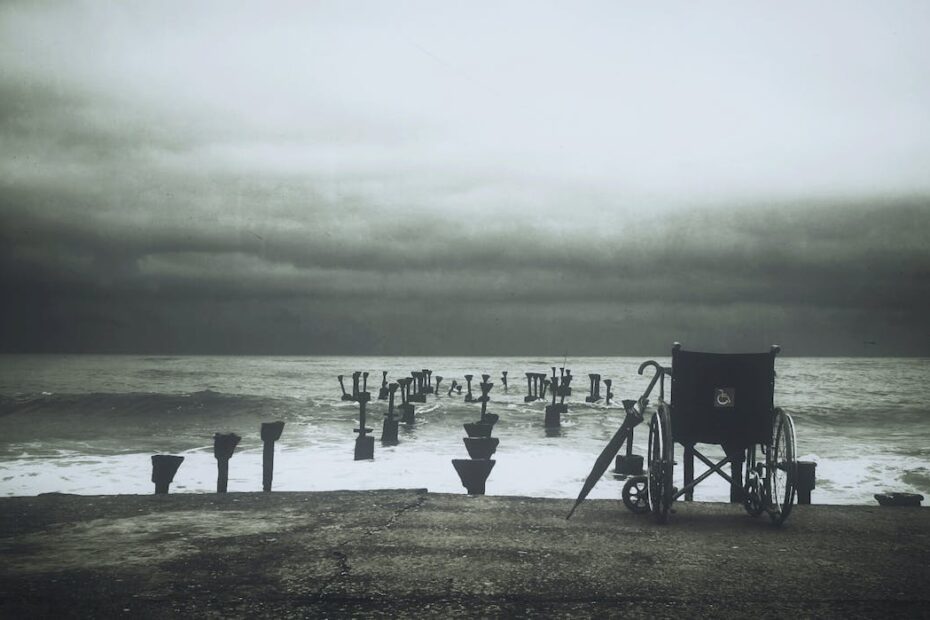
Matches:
[1,1,929,355]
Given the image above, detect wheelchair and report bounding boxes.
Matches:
[623,343,798,525]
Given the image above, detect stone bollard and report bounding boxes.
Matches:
[381,383,400,446]
[464,375,475,402]
[501,371,508,391]
[613,400,644,477]
[378,371,389,400]
[797,461,817,504]
[213,432,241,493]
[338,375,354,401]
[354,392,374,460]
[151,454,184,494]
[452,459,496,495]
[261,421,285,491]
[604,379,613,405]
[398,377,415,424]
[435,375,443,395]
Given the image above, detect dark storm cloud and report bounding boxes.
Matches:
[2,1,929,354]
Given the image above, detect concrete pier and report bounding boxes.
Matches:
[0,491,926,618]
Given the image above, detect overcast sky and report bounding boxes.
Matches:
[1,1,928,355]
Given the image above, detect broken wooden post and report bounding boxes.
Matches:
[540,377,550,400]
[464,374,475,402]
[422,369,434,394]
[354,392,374,460]
[378,371,389,400]
[524,372,537,403]
[545,376,567,428]
[410,372,426,403]
[151,455,184,494]
[434,375,443,395]
[362,371,369,396]
[261,421,285,492]
[338,375,353,401]
[585,373,602,403]
[501,371,508,391]
[351,371,362,401]
[447,379,458,397]
[604,379,613,405]
[213,432,241,493]
[381,382,400,446]
[398,377,415,424]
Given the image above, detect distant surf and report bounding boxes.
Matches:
[0,354,927,502]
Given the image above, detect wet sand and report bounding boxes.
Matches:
[1,490,927,618]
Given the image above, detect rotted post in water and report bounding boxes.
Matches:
[381,382,400,446]
[354,392,374,460]
[501,371,508,390]
[213,432,241,493]
[261,421,285,492]
[379,371,389,400]
[464,374,474,402]
[351,371,361,401]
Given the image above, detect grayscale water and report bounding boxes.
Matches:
[0,355,927,504]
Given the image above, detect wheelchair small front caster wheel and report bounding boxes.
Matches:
[622,475,650,514]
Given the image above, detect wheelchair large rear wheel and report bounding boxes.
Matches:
[766,409,797,525]
[647,404,674,523]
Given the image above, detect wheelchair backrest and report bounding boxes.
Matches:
[670,348,776,449]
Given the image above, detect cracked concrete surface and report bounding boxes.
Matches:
[0,490,928,618]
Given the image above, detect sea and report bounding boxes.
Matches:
[0,355,927,505]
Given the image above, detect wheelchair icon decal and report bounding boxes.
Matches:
[714,387,735,408]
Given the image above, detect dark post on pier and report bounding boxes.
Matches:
[213,432,241,493]
[464,374,475,402]
[261,421,285,492]
[354,392,374,460]
[151,455,184,494]
[381,382,400,446]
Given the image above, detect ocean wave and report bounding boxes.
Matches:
[0,390,305,419]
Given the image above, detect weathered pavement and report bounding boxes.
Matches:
[1,490,927,618]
